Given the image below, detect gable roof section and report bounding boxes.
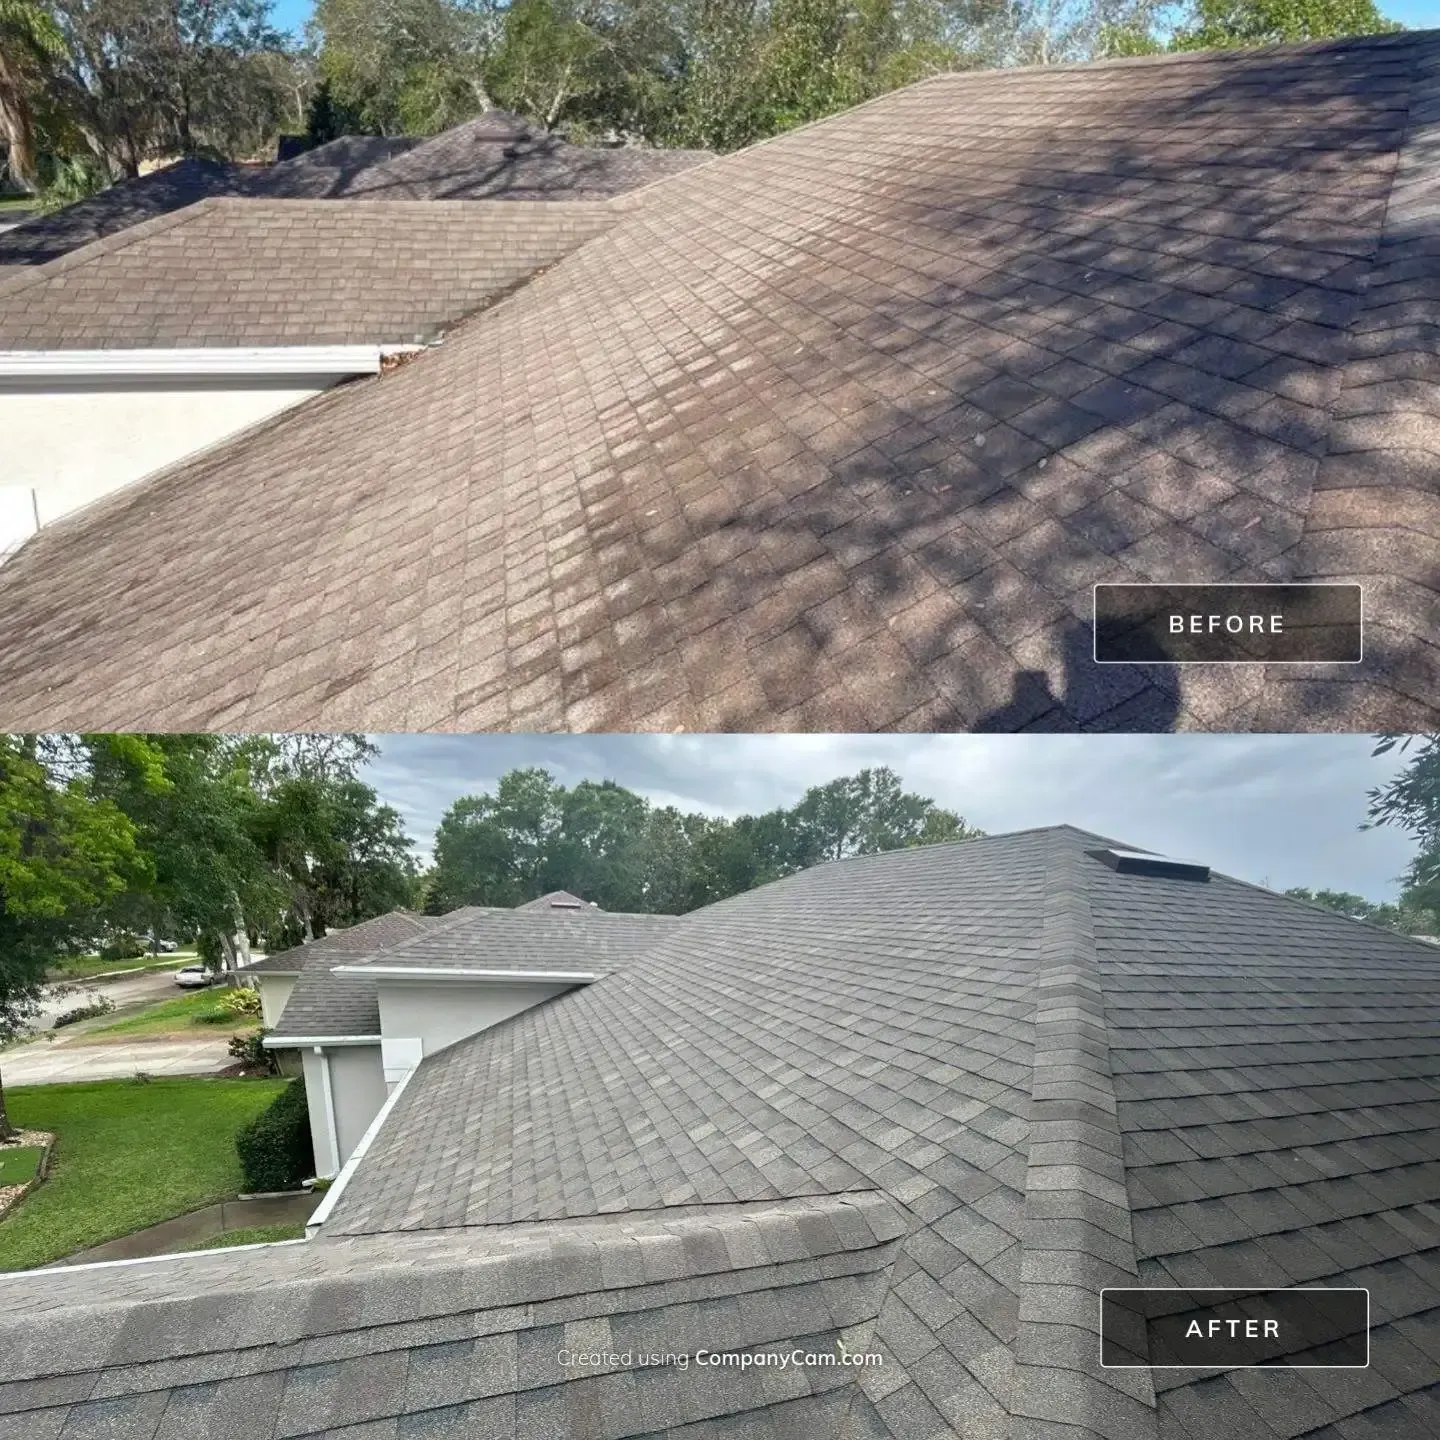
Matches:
[331,112,712,201]
[246,135,428,199]
[3,34,1440,730]
[336,903,679,974]
[247,910,437,975]
[0,197,618,349]
[0,158,248,269]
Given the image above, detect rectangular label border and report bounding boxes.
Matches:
[1090,582,1365,666]
[1097,1286,1371,1370]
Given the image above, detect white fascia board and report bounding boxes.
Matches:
[262,1033,380,1048]
[306,1055,422,1237]
[0,346,386,378]
[329,965,597,983]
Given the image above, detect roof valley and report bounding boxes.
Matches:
[1009,835,1157,1438]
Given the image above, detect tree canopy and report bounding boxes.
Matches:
[425,764,982,912]
[2,0,1403,199]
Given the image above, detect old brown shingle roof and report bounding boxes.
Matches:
[325,112,713,201]
[0,157,249,269]
[0,197,618,348]
[2,34,1439,731]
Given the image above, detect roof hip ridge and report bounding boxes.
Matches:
[1008,833,1158,1439]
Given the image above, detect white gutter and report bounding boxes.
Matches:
[0,346,396,378]
[314,1046,343,1179]
[306,1056,422,1238]
[329,966,598,983]
[263,1033,379,1049]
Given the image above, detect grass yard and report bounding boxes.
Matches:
[84,989,254,1040]
[179,1223,306,1252]
[0,1075,285,1270]
[47,953,194,983]
[0,1147,42,1186]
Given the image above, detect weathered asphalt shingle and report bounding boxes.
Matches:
[249,912,438,975]
[0,198,617,348]
[0,158,248,269]
[1,826,1438,1438]
[2,36,1440,729]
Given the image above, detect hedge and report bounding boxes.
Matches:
[234,1077,314,1192]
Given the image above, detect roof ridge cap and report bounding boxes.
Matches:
[1008,834,1158,1439]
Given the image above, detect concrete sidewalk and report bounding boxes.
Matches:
[0,1037,231,1084]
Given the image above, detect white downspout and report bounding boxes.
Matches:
[314,1045,342,1177]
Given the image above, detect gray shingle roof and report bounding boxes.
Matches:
[0,158,249,269]
[0,825,1437,1437]
[3,34,1440,730]
[0,1195,903,1439]
[0,197,617,348]
[246,135,428,199]
[248,912,437,975]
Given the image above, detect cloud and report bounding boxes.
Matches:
[365,733,1414,902]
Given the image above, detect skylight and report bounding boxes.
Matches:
[1089,848,1211,882]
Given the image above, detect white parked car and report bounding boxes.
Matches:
[173,965,213,989]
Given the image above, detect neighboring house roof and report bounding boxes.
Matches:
[247,911,438,975]
[0,158,248,269]
[333,903,678,974]
[0,197,617,348]
[2,33,1439,730]
[330,112,712,201]
[518,889,591,909]
[265,900,670,1039]
[2,824,1437,1438]
[247,135,428,198]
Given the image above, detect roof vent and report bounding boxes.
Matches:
[550,897,585,909]
[1089,848,1210,882]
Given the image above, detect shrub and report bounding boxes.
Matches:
[235,1077,314,1192]
[217,987,261,1017]
[53,997,115,1028]
[228,1028,279,1075]
[98,932,145,962]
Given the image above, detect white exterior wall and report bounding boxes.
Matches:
[377,979,573,1059]
[329,1046,388,1164]
[0,378,339,556]
[300,1044,386,1177]
[255,974,298,1030]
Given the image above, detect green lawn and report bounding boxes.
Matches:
[179,1223,306,1252]
[0,1076,286,1270]
[84,990,254,1040]
[0,1147,42,1186]
[47,953,194,983]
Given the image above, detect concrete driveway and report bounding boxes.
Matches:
[32,967,183,1028]
[0,1036,231,1084]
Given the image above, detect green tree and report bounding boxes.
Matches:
[0,0,65,186]
[0,736,150,1138]
[1171,0,1399,48]
[786,766,981,864]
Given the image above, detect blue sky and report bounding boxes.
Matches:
[269,0,1440,43]
[363,734,1417,900]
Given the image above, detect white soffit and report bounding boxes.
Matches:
[0,346,388,378]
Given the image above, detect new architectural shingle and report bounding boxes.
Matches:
[1,35,1439,731]
[1,825,1435,1439]
[0,197,618,348]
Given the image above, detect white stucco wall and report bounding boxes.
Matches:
[377,979,573,1059]
[300,1044,387,1177]
[329,1046,388,1164]
[0,377,339,556]
[255,974,298,1030]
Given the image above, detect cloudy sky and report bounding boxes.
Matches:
[363,734,1418,901]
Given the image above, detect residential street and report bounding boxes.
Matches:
[31,967,181,1029]
[0,1037,231,1084]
